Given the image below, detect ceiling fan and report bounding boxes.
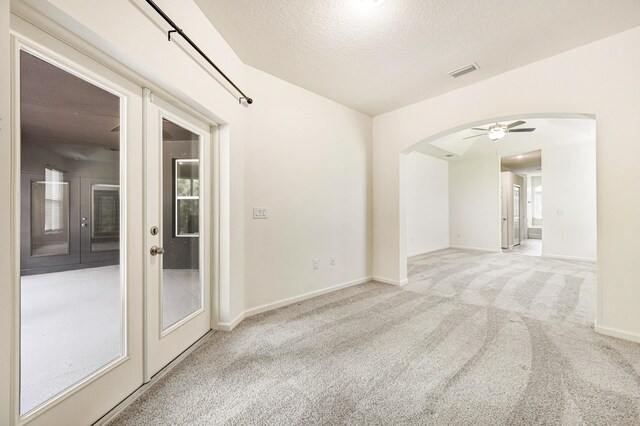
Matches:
[463,120,536,141]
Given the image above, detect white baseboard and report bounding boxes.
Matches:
[450,245,502,253]
[219,276,373,331]
[594,320,640,343]
[372,276,409,286]
[407,246,450,258]
[542,253,596,262]
[217,312,246,332]
[245,276,372,317]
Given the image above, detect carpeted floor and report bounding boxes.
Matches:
[111,249,640,425]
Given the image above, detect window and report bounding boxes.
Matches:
[534,185,542,219]
[531,176,543,227]
[44,167,65,233]
[175,159,199,237]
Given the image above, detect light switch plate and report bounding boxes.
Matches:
[253,207,268,219]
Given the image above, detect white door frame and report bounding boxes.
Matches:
[7,10,222,426]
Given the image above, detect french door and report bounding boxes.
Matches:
[13,16,213,426]
[143,91,212,379]
[14,16,144,425]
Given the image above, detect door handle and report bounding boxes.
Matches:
[81,223,89,227]
[150,246,165,256]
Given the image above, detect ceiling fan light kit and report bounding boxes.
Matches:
[487,123,508,141]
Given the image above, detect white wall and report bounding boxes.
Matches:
[449,156,501,251]
[405,151,448,257]
[542,142,597,261]
[244,66,371,312]
[372,27,640,341]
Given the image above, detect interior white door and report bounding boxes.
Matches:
[144,91,212,379]
[13,16,144,426]
[501,185,508,249]
[513,184,521,246]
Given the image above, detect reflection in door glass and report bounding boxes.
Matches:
[91,184,120,252]
[175,160,199,237]
[19,51,123,414]
[30,171,70,257]
[162,118,202,330]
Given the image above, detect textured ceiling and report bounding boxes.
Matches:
[195,0,640,115]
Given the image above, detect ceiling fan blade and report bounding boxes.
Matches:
[471,127,488,131]
[509,128,535,132]
[463,133,486,140]
[507,120,526,129]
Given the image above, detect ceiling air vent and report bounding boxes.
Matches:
[449,63,478,78]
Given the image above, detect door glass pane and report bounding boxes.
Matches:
[19,51,123,414]
[162,118,202,330]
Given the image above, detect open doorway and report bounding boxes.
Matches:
[501,150,542,256]
[402,114,597,292]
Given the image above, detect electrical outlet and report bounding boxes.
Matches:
[457,232,462,238]
[330,256,335,266]
[313,258,319,269]
[253,207,268,219]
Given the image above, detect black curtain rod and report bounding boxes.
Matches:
[145,0,253,105]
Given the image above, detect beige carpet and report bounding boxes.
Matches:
[111,249,640,425]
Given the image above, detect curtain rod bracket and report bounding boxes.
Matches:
[167,29,178,41]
